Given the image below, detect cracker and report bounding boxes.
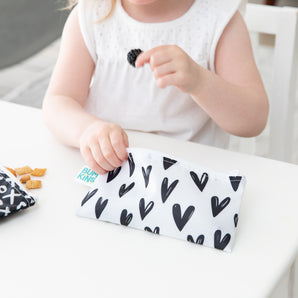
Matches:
[31,168,47,177]
[20,175,31,184]
[15,166,33,176]
[5,167,17,177]
[26,180,42,189]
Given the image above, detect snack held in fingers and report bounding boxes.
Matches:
[127,49,143,67]
[135,45,201,93]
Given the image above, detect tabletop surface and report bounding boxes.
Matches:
[1,101,298,298]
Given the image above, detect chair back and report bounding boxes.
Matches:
[230,4,298,162]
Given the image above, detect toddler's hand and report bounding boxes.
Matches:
[79,121,129,175]
[135,45,201,95]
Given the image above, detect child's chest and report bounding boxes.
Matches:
[92,15,216,64]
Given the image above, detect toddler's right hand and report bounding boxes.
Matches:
[79,121,129,175]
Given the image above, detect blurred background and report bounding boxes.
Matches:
[0,0,68,69]
[1,0,297,103]
[0,0,297,162]
[0,0,69,103]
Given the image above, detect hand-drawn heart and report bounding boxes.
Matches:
[229,176,242,192]
[81,188,98,206]
[190,171,209,192]
[172,204,195,231]
[95,197,108,219]
[144,226,160,234]
[161,177,179,203]
[211,196,231,217]
[142,165,152,188]
[163,157,177,170]
[107,167,122,183]
[187,234,205,245]
[128,153,135,177]
[120,209,133,226]
[139,198,154,220]
[234,214,238,227]
[214,230,231,250]
[119,182,135,198]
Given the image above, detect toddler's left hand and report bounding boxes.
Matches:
[136,45,201,95]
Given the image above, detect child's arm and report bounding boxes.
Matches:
[136,11,269,137]
[43,7,128,174]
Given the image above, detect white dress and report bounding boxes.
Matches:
[78,0,244,148]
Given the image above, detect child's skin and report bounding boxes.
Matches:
[43,0,269,175]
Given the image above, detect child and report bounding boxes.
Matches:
[43,0,269,175]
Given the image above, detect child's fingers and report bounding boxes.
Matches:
[98,137,122,169]
[110,130,129,161]
[81,146,107,175]
[90,142,114,171]
[156,73,179,89]
[153,62,176,80]
[149,52,172,70]
[136,46,170,68]
[122,130,129,148]
[135,48,155,68]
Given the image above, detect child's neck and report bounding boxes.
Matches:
[121,0,195,23]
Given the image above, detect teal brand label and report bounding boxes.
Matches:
[76,166,99,186]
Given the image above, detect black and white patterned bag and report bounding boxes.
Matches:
[0,166,36,219]
[77,148,246,252]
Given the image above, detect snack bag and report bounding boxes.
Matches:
[77,148,246,252]
[0,166,36,219]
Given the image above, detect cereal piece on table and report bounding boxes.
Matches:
[26,180,42,189]
[5,167,16,177]
[31,168,47,177]
[15,166,33,176]
[20,175,31,184]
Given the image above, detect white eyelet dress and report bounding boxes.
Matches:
[78,0,244,148]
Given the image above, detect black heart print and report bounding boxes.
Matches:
[142,165,152,188]
[139,198,154,220]
[81,188,98,206]
[161,177,179,203]
[107,167,122,183]
[95,197,108,219]
[163,157,177,170]
[119,182,135,198]
[79,148,244,253]
[190,171,209,192]
[234,214,238,228]
[120,209,133,226]
[187,234,205,245]
[214,230,231,250]
[229,176,242,192]
[172,204,195,231]
[144,226,160,234]
[211,196,231,217]
[128,153,135,177]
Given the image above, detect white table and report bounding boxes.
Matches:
[1,101,297,298]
